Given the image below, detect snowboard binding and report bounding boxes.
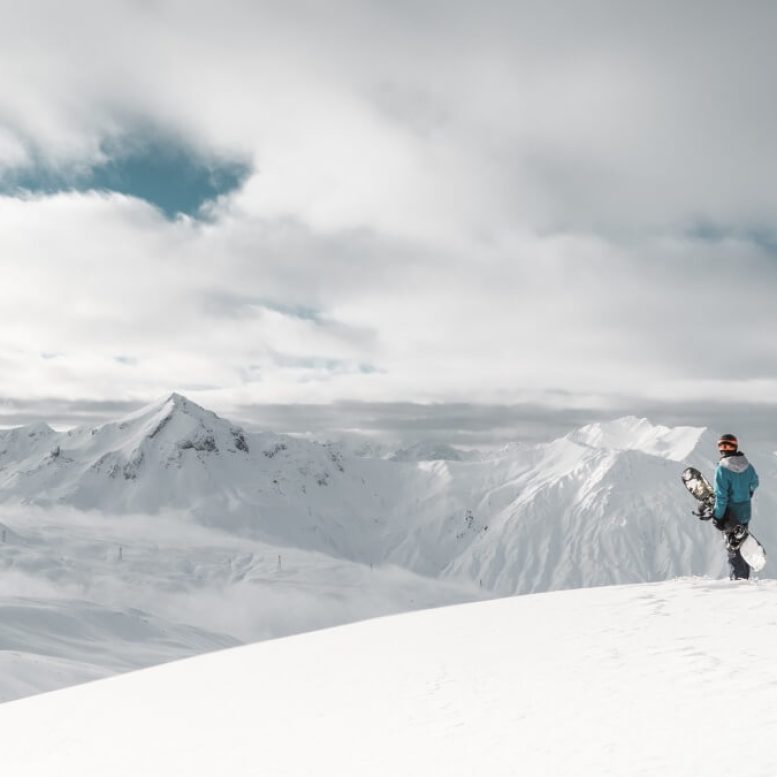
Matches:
[725,524,748,551]
[693,502,714,521]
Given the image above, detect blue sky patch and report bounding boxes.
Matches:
[2,131,251,219]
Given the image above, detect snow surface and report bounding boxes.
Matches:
[2,577,777,776]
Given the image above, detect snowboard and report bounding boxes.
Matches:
[681,466,767,572]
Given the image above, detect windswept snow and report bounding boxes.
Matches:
[1,578,776,776]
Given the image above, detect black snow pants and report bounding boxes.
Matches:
[718,510,751,581]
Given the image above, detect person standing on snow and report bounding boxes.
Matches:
[712,433,759,580]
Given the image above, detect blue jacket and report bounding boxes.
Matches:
[714,452,759,523]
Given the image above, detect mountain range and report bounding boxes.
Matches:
[3,393,773,593]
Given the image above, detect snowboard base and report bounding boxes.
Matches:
[739,534,767,572]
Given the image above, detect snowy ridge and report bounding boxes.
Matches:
[2,578,777,776]
[567,415,708,460]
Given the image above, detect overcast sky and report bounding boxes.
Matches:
[2,1,777,443]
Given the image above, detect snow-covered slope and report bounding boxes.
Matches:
[0,598,237,702]
[2,578,777,777]
[0,506,481,702]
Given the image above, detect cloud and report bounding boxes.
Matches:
[234,398,777,447]
[3,188,777,418]
[2,2,777,425]
[2,2,775,239]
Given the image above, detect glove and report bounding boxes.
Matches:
[713,517,726,531]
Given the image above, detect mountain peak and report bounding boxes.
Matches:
[119,393,222,430]
[162,392,210,416]
[85,393,243,457]
[143,393,238,438]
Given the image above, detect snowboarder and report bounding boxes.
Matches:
[710,434,759,580]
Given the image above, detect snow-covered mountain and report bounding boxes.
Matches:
[1,396,775,702]
[1,392,337,513]
[1,396,775,594]
[3,578,776,777]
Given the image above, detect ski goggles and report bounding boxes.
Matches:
[717,441,737,451]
